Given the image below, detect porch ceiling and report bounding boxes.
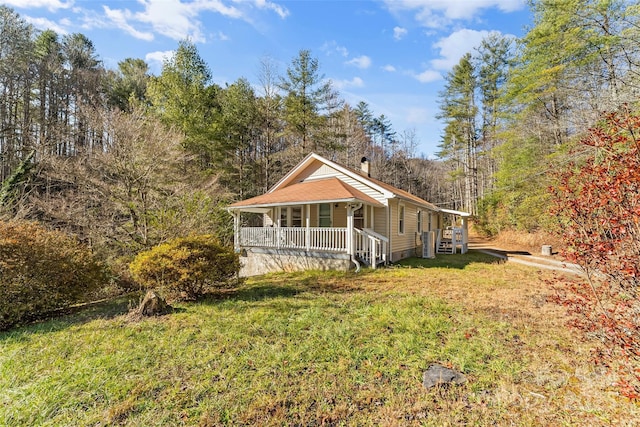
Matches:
[227,177,384,210]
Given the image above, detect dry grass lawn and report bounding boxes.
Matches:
[1,251,638,426]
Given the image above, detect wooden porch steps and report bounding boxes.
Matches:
[437,241,455,254]
[355,254,386,268]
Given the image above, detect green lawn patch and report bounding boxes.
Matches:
[395,249,503,269]
[1,256,636,425]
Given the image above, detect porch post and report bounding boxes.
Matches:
[232,211,240,252]
[461,217,469,254]
[370,236,377,269]
[276,217,281,250]
[346,202,362,257]
[346,204,354,256]
[305,204,310,251]
[347,203,353,256]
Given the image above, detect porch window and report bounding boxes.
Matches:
[354,206,364,229]
[319,203,331,227]
[280,207,288,227]
[398,203,405,235]
[291,206,302,227]
[417,210,422,233]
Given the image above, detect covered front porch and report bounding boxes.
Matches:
[227,178,390,276]
[230,203,388,273]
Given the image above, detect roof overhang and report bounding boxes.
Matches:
[227,177,384,212]
[228,207,271,213]
[227,197,373,212]
[440,208,471,217]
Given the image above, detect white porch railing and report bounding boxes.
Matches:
[436,227,465,254]
[240,227,348,252]
[239,227,388,268]
[353,228,387,268]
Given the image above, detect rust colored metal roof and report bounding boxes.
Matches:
[337,160,439,211]
[228,177,384,209]
[363,173,439,211]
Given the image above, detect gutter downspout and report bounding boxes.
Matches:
[387,199,393,263]
[232,211,240,253]
[347,202,363,271]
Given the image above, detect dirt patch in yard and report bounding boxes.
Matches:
[469,227,564,257]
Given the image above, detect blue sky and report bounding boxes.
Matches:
[6,0,532,158]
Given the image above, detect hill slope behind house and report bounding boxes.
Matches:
[1,254,637,426]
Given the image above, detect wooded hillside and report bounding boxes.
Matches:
[1,0,639,257]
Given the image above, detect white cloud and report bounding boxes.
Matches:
[99,0,284,43]
[253,0,289,19]
[23,15,69,34]
[393,26,407,40]
[3,0,73,11]
[192,0,244,18]
[332,77,364,90]
[346,55,372,69]
[146,50,174,67]
[322,41,349,57]
[412,70,441,83]
[214,31,230,41]
[408,28,498,84]
[384,0,524,28]
[104,6,154,41]
[431,29,494,70]
[382,65,396,72]
[129,0,210,42]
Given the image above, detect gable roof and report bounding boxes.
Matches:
[228,177,383,210]
[269,152,440,211]
[228,152,441,212]
[347,166,440,211]
[269,153,395,198]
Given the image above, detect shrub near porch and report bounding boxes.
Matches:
[129,235,239,301]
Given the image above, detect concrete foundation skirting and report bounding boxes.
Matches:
[390,247,421,263]
[239,247,352,277]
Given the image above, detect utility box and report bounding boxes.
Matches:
[422,231,436,259]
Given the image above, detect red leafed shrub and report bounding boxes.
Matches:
[550,108,640,400]
[0,221,108,330]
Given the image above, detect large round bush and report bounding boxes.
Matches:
[129,235,239,301]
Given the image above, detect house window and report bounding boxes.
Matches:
[319,203,331,227]
[428,212,433,231]
[398,203,405,235]
[354,206,364,229]
[280,207,288,227]
[417,210,422,233]
[291,206,302,227]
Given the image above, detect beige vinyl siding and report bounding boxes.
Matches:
[389,200,399,259]
[332,203,347,227]
[309,204,318,226]
[335,174,387,205]
[299,161,388,206]
[264,209,275,226]
[390,199,422,262]
[426,209,441,232]
[372,206,386,235]
[297,159,335,181]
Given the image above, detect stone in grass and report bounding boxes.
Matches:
[422,363,466,389]
[128,290,173,321]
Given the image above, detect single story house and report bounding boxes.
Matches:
[228,152,470,276]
